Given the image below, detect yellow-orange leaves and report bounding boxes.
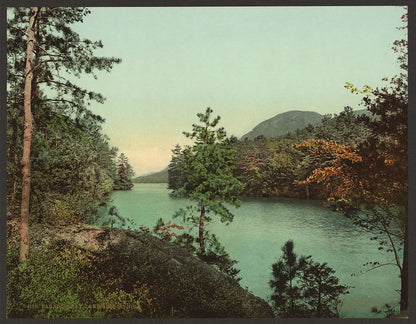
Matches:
[294,140,363,199]
[293,139,362,163]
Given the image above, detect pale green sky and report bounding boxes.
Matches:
[68,6,405,175]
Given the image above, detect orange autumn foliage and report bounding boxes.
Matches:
[293,139,362,163]
[153,221,184,240]
[293,139,399,205]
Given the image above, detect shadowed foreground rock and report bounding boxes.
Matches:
[31,224,274,318]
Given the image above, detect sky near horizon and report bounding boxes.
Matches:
[67,6,405,176]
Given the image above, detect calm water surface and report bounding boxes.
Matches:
[99,183,400,318]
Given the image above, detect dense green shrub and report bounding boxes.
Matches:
[42,200,80,226]
[7,238,157,318]
[7,240,93,318]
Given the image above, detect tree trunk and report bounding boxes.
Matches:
[317,280,322,317]
[8,119,19,211]
[400,223,408,313]
[199,204,205,255]
[19,7,38,263]
[289,268,294,315]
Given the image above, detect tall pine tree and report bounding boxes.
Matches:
[7,7,121,261]
[18,7,38,262]
[172,107,243,254]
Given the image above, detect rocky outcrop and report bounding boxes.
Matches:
[29,224,274,318]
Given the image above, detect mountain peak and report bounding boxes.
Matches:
[241,110,323,140]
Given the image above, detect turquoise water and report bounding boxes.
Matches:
[100,183,401,318]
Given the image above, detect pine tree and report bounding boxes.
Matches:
[299,257,349,317]
[269,240,304,317]
[167,144,186,190]
[269,240,349,318]
[114,153,134,190]
[7,7,121,261]
[173,107,243,255]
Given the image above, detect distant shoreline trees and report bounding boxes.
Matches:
[113,153,135,191]
[168,107,373,201]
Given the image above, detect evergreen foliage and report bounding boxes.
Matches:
[299,256,350,317]
[269,240,349,318]
[269,240,304,317]
[6,7,131,230]
[171,107,243,254]
[113,153,135,190]
[167,108,243,281]
[168,145,187,189]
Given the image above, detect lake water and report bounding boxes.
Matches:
[98,183,401,318]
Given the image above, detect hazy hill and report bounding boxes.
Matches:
[241,109,371,140]
[133,167,168,183]
[241,110,323,140]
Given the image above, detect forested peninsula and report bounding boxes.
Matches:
[6,7,408,319]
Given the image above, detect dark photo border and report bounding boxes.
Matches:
[1,1,414,324]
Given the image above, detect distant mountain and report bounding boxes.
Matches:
[241,110,323,140]
[240,109,372,140]
[133,167,168,183]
